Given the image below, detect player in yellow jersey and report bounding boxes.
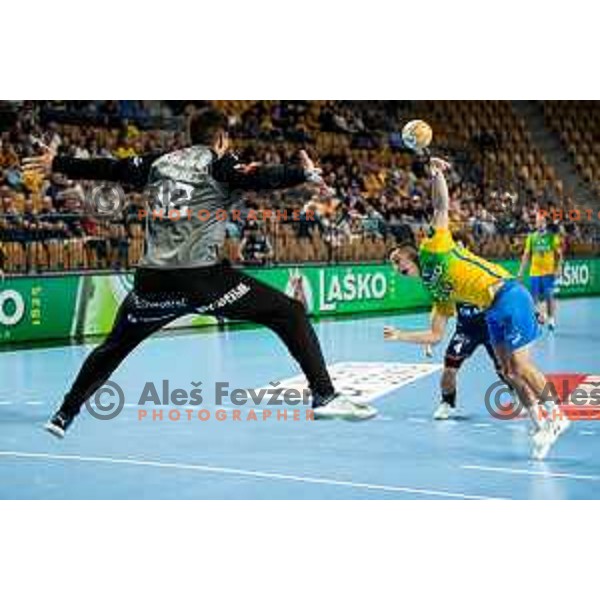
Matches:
[518,214,562,331]
[383,157,569,460]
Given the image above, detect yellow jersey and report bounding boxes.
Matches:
[419,228,513,317]
[525,231,561,277]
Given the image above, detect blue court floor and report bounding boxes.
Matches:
[1,297,600,500]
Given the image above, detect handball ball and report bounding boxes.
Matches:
[402,120,433,152]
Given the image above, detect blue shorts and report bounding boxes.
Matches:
[530,274,556,301]
[485,280,541,353]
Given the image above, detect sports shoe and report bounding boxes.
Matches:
[550,413,571,438]
[313,393,378,421]
[44,410,74,439]
[531,416,571,460]
[433,401,456,420]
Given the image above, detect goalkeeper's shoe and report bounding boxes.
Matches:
[44,410,74,439]
[313,393,377,421]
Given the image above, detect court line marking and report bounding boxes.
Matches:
[0,451,505,500]
[462,464,600,482]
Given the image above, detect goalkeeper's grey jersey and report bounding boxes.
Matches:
[140,146,239,269]
[53,143,307,270]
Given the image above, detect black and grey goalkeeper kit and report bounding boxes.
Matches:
[51,146,335,418]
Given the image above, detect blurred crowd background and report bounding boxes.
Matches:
[0,100,598,274]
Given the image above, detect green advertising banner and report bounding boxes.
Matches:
[246,264,432,316]
[2,258,600,346]
[501,258,600,297]
[0,276,80,344]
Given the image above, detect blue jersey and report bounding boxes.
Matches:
[456,303,487,334]
[446,303,501,370]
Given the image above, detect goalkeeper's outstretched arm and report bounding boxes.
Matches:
[21,143,160,188]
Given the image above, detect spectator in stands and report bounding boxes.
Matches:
[0,100,595,274]
[107,220,130,269]
[238,221,273,265]
[363,204,386,239]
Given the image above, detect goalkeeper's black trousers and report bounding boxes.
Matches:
[60,263,335,417]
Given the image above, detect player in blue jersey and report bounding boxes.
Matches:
[433,302,513,419]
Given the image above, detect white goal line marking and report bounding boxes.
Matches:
[0,450,504,500]
[462,464,600,482]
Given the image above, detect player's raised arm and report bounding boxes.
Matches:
[430,157,451,230]
[518,235,531,279]
[383,311,448,346]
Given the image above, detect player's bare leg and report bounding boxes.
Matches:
[434,367,458,420]
[536,300,547,325]
[509,346,570,459]
[494,346,541,423]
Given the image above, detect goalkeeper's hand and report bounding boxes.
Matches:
[299,150,323,184]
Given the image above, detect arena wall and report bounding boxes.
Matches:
[1,259,599,345]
